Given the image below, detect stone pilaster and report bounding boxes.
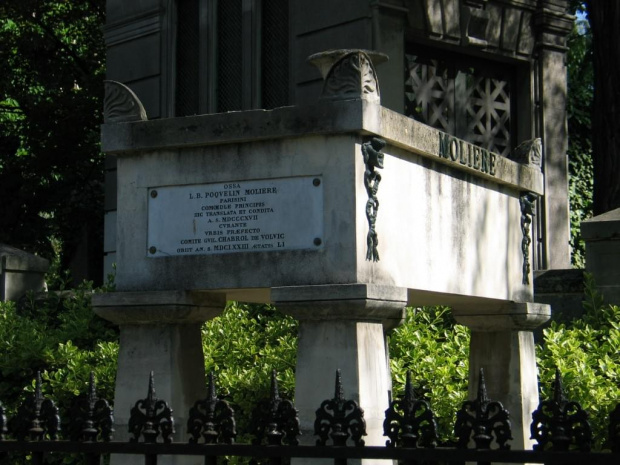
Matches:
[454,302,550,450]
[534,0,574,269]
[92,290,226,465]
[273,284,406,464]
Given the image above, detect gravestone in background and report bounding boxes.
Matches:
[0,244,49,302]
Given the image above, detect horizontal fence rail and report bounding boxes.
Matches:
[0,442,619,465]
[0,367,618,465]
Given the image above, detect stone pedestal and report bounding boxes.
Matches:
[454,303,550,450]
[92,290,226,465]
[582,208,620,305]
[273,284,406,464]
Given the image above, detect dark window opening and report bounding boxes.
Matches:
[175,0,289,116]
[405,49,516,157]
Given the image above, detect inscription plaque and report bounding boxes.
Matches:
[147,176,323,257]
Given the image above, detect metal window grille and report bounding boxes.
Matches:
[405,52,515,157]
[217,0,244,112]
[261,0,290,109]
[175,0,201,116]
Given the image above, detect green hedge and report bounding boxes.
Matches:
[1,275,619,451]
[0,281,118,417]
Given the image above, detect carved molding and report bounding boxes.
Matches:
[362,137,386,262]
[407,0,544,57]
[103,8,162,47]
[461,1,490,47]
[104,81,148,123]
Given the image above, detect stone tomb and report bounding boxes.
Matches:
[94,51,550,463]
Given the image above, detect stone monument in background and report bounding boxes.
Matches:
[0,244,49,302]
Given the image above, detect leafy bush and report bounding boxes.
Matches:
[0,281,119,418]
[566,4,594,268]
[201,302,298,433]
[536,274,620,449]
[388,306,470,443]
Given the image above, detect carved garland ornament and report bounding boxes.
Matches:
[519,192,537,285]
[362,137,386,262]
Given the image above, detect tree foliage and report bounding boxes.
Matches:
[536,274,620,450]
[566,1,594,267]
[585,1,620,215]
[0,0,105,278]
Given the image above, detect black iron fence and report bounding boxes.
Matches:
[0,368,618,465]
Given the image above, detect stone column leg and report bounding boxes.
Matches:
[92,291,226,465]
[454,303,551,450]
[273,284,406,465]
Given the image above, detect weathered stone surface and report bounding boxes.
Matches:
[0,244,49,302]
[105,99,541,305]
[290,319,392,460]
[453,302,551,331]
[102,100,544,194]
[272,284,407,329]
[466,330,540,450]
[92,290,226,465]
[582,208,620,305]
[92,290,226,324]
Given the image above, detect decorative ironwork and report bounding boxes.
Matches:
[128,371,175,443]
[519,192,538,285]
[531,369,592,452]
[362,137,386,262]
[249,370,300,445]
[103,80,148,123]
[187,372,236,444]
[315,370,366,447]
[383,371,438,448]
[510,138,542,167]
[609,402,620,453]
[454,369,512,450]
[68,372,114,442]
[9,372,60,441]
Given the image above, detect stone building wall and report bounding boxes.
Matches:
[102,0,573,277]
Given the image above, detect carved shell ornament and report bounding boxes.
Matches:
[103,80,148,123]
[307,50,388,104]
[324,53,378,100]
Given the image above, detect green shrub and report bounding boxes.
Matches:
[0,281,119,418]
[201,302,298,434]
[536,274,620,450]
[387,306,470,443]
[200,304,471,444]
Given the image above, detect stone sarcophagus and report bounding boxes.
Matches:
[95,51,550,461]
[102,57,542,311]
